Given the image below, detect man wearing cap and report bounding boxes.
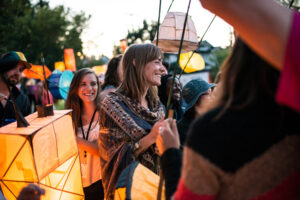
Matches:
[0,51,32,127]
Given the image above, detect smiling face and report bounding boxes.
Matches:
[166,76,182,102]
[143,58,165,87]
[78,73,98,104]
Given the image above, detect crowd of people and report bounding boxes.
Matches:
[0,0,299,200]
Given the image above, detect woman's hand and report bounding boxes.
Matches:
[148,118,165,143]
[156,119,180,155]
[134,118,164,156]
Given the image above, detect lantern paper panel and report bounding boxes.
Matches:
[153,12,198,53]
[23,64,52,80]
[48,70,74,100]
[0,110,84,200]
[92,65,107,76]
[64,49,76,72]
[120,39,128,52]
[179,51,205,73]
[55,62,66,72]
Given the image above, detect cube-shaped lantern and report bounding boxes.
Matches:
[0,110,84,200]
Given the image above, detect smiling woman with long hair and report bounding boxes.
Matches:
[66,68,104,200]
[98,43,166,200]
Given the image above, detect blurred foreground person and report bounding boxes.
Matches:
[66,68,104,200]
[99,44,165,200]
[157,38,300,200]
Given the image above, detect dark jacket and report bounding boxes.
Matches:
[0,86,31,127]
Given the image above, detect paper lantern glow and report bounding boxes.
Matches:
[92,65,107,76]
[64,49,76,72]
[23,64,52,80]
[153,12,198,53]
[55,62,65,72]
[179,51,205,73]
[0,110,84,200]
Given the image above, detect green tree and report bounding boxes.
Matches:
[113,20,158,55]
[0,0,90,70]
[210,47,230,81]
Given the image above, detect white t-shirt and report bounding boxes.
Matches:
[77,121,101,187]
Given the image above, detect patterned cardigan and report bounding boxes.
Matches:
[98,92,164,200]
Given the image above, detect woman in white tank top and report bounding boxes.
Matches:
[66,68,104,200]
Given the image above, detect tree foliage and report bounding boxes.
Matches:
[0,0,90,70]
[113,20,158,55]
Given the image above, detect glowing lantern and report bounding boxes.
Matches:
[54,62,65,72]
[153,12,198,53]
[0,110,84,200]
[179,51,205,73]
[23,64,51,80]
[64,49,76,72]
[120,39,128,52]
[92,64,107,76]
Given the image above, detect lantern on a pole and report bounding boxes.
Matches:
[153,12,198,53]
[23,64,52,80]
[0,110,84,200]
[64,49,76,72]
[179,51,205,73]
[120,39,128,52]
[54,62,65,72]
[92,64,107,76]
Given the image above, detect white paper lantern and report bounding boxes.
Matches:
[153,12,198,53]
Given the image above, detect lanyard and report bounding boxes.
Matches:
[80,109,97,141]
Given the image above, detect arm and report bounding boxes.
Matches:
[161,148,182,200]
[199,0,293,70]
[76,137,99,156]
[156,119,182,200]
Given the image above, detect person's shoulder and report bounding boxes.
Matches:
[100,91,125,112]
[99,88,116,102]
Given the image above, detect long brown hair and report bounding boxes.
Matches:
[212,37,280,117]
[66,68,101,132]
[117,43,163,107]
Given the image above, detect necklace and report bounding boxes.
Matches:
[80,109,97,158]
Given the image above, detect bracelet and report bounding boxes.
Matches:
[134,141,140,150]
